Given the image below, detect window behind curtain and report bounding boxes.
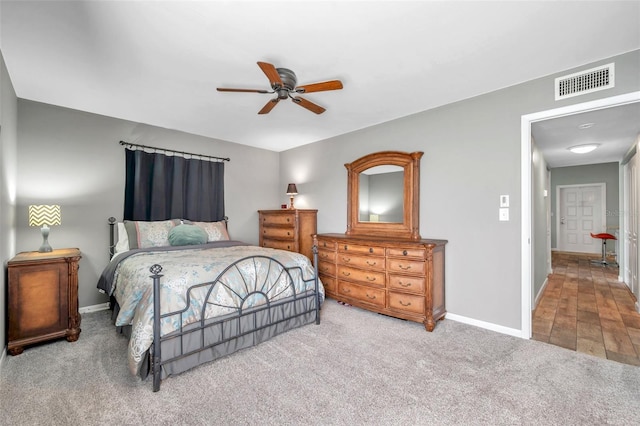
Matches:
[123,148,225,221]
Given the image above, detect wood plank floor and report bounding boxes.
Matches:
[532,251,640,366]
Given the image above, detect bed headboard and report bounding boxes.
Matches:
[107,216,230,260]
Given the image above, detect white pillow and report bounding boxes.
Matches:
[114,222,130,254]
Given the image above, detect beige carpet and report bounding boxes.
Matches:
[1,299,639,425]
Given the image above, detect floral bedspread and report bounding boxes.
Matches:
[104,244,324,375]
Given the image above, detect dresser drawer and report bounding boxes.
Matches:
[338,243,384,256]
[389,292,424,315]
[316,239,336,250]
[262,227,295,240]
[317,249,336,262]
[387,258,425,275]
[318,260,336,277]
[388,274,425,294]
[387,247,426,260]
[339,281,385,308]
[337,265,385,287]
[319,275,336,293]
[261,214,295,227]
[337,253,384,271]
[261,239,295,251]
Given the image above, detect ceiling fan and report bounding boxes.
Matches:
[217,61,343,115]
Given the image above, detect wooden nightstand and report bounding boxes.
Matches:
[7,248,82,355]
[258,209,317,261]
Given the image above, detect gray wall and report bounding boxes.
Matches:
[15,100,280,308]
[550,162,620,250]
[279,49,640,330]
[1,49,18,360]
[532,139,551,301]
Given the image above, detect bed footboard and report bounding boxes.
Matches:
[149,247,320,392]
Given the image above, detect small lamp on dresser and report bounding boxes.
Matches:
[28,204,61,252]
[286,183,298,209]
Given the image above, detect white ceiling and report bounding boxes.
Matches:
[1,1,639,156]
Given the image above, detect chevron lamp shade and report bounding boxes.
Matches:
[28,205,61,226]
[28,205,61,252]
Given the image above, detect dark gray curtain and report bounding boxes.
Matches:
[124,148,225,221]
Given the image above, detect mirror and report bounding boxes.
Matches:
[345,151,423,240]
[358,165,404,223]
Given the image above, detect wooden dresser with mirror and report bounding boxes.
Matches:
[315,151,447,331]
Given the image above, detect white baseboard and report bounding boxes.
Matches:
[79,302,110,314]
[445,313,524,338]
[534,276,549,310]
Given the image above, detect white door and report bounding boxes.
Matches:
[557,184,605,254]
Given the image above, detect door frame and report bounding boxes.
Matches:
[520,91,640,339]
[556,183,606,254]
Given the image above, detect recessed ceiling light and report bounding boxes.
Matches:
[578,122,594,129]
[568,144,599,154]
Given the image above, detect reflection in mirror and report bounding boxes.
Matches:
[359,165,404,223]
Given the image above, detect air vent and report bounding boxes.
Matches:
[555,63,615,101]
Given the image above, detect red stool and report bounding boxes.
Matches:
[590,232,617,266]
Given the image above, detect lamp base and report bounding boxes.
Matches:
[38,225,53,253]
[289,196,295,209]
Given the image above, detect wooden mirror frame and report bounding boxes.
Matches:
[345,151,423,240]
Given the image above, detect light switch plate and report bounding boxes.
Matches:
[499,208,509,221]
[500,195,509,207]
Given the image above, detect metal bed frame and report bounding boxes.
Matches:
[107,218,321,392]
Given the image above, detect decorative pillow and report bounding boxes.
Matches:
[189,220,230,242]
[124,220,177,249]
[114,222,130,254]
[168,224,208,246]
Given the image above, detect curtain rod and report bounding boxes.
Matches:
[119,141,230,162]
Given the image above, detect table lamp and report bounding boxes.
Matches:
[286,183,298,209]
[28,205,61,252]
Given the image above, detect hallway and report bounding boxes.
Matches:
[532,251,640,366]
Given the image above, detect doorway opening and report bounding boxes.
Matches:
[520,91,640,339]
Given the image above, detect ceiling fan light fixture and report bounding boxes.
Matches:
[568,144,599,154]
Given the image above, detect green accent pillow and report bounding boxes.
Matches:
[168,224,208,246]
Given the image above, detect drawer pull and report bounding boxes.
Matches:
[287,231,291,236]
[341,271,351,276]
[344,245,348,250]
[320,253,328,258]
[287,218,290,222]
[398,300,411,307]
[397,264,412,270]
[342,257,351,263]
[403,250,408,256]
[398,281,412,288]
[369,248,374,253]
[366,276,376,282]
[366,294,376,300]
[343,288,351,293]
[366,260,377,266]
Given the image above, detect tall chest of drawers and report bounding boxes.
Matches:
[315,233,447,331]
[258,209,318,261]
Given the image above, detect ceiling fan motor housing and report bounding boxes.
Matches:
[276,68,297,91]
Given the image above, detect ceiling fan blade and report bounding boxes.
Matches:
[217,88,270,93]
[258,98,280,114]
[295,80,343,94]
[292,96,326,114]
[257,61,283,88]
